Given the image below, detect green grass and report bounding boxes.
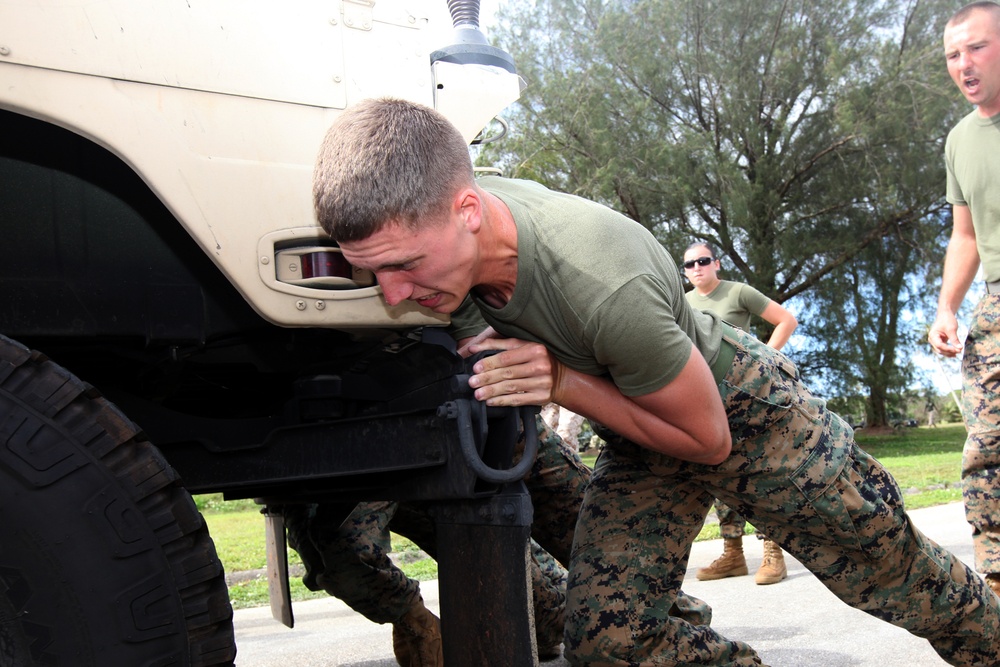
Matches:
[201,422,968,609]
[226,575,329,610]
[202,511,277,574]
[855,423,965,487]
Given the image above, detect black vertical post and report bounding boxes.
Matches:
[433,485,537,666]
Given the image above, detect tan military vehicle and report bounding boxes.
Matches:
[0,1,538,664]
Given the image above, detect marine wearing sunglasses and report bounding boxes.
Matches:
[681,256,716,270]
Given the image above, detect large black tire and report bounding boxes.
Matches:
[0,335,236,666]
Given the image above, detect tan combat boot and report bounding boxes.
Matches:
[392,596,443,667]
[696,537,749,581]
[755,539,788,585]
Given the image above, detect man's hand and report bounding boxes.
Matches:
[466,337,562,407]
[455,326,498,359]
[928,312,963,357]
[929,204,977,358]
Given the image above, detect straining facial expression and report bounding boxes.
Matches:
[337,210,480,314]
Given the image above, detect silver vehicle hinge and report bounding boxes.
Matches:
[342,0,374,31]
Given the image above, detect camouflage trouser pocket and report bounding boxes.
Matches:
[715,328,901,565]
[788,436,902,567]
[719,332,799,442]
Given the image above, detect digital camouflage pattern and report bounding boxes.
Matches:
[284,499,428,624]
[525,415,592,566]
[566,325,1000,666]
[712,500,747,541]
[961,293,1000,575]
[529,415,714,631]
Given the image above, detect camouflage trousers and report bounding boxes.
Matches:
[961,293,1000,574]
[284,415,594,648]
[529,418,713,634]
[711,500,748,541]
[714,499,772,542]
[566,325,1000,666]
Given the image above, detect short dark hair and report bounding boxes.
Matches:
[948,1,1000,28]
[685,241,718,260]
[313,98,476,242]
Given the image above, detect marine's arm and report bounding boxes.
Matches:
[758,301,797,351]
[929,204,980,357]
[467,337,731,465]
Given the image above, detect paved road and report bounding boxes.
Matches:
[233,502,976,666]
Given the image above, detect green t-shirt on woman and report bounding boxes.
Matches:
[684,280,769,332]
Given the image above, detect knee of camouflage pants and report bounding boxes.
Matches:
[564,443,761,666]
[525,415,592,566]
[282,504,326,592]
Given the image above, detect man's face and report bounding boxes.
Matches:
[944,8,1000,117]
[338,214,476,314]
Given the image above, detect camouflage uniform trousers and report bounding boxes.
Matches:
[961,293,1000,575]
[710,504,771,546]
[527,417,713,634]
[711,500,748,541]
[566,325,1000,666]
[283,415,595,648]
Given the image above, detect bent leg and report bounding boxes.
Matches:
[525,417,592,566]
[713,328,1000,667]
[565,442,761,666]
[531,539,569,651]
[713,501,746,540]
[287,500,422,624]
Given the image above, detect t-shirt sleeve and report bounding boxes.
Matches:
[446,296,490,342]
[945,131,966,206]
[737,284,771,317]
[586,276,693,397]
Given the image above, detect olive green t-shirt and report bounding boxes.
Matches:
[945,109,1000,283]
[685,280,769,331]
[450,177,722,397]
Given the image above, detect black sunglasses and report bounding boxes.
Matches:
[682,256,715,270]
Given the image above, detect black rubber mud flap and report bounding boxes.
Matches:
[0,335,236,666]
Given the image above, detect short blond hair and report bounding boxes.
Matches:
[313,98,475,242]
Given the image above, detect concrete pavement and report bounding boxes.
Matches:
[233,502,978,666]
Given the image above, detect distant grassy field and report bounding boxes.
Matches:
[201,422,967,609]
[853,422,966,507]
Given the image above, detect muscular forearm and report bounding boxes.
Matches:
[937,239,979,316]
[929,209,979,356]
[466,336,731,464]
[937,207,980,317]
[552,366,731,465]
